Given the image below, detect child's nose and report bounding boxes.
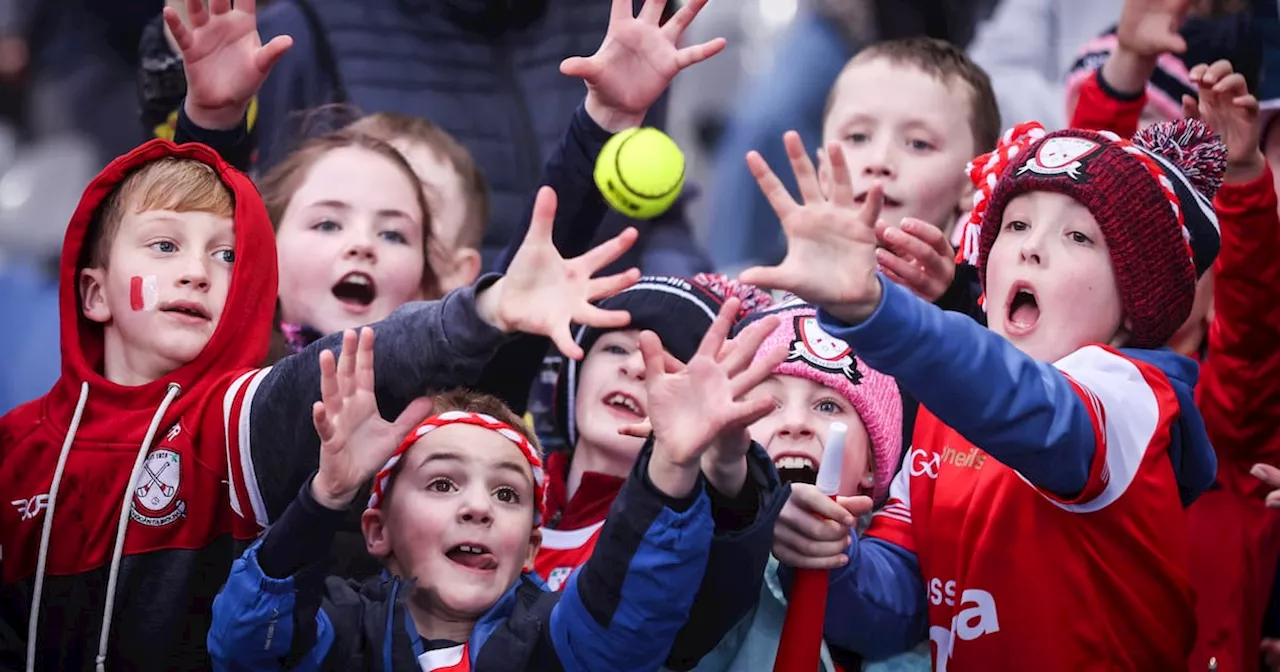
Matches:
[620,350,645,379]
[777,419,816,440]
[457,493,494,525]
[343,239,376,262]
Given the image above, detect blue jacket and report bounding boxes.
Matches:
[209,439,787,671]
[774,276,1218,660]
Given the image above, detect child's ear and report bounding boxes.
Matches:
[957,181,976,218]
[522,526,543,573]
[440,247,482,294]
[79,267,112,324]
[361,508,393,557]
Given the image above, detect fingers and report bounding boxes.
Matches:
[1195,59,1235,88]
[737,263,795,295]
[575,226,640,274]
[186,0,209,29]
[522,186,557,247]
[163,8,194,52]
[725,396,776,431]
[1181,94,1201,121]
[825,142,856,208]
[746,150,798,220]
[858,182,885,231]
[238,0,258,14]
[836,495,874,519]
[585,267,641,301]
[1211,72,1249,98]
[784,131,823,204]
[695,297,741,360]
[335,329,358,399]
[254,35,294,74]
[662,0,708,40]
[721,314,779,376]
[638,330,669,382]
[552,323,585,361]
[355,328,376,393]
[730,346,786,401]
[559,55,602,80]
[208,0,231,16]
[637,0,667,24]
[790,483,856,527]
[617,422,653,438]
[674,38,726,70]
[318,348,339,410]
[1234,93,1260,116]
[573,304,633,330]
[1252,463,1280,488]
[311,401,331,441]
[609,0,633,25]
[392,397,435,437]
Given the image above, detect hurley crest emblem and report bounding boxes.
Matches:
[789,316,863,384]
[1017,136,1101,181]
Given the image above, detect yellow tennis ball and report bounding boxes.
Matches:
[594,127,685,220]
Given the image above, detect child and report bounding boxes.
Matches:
[348,113,489,294]
[0,134,640,670]
[208,300,788,670]
[693,296,924,672]
[820,37,999,304]
[538,274,774,590]
[744,112,1223,666]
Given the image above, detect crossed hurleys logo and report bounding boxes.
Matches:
[131,424,188,527]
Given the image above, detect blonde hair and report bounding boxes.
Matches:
[86,157,234,268]
[347,112,489,250]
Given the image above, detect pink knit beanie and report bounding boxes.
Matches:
[740,296,903,503]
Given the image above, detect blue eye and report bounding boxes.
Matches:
[815,399,842,414]
[312,220,341,232]
[150,241,177,253]
[379,230,408,245]
[604,344,628,355]
[908,139,935,152]
[215,249,235,263]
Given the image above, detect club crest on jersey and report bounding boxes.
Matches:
[789,316,863,384]
[131,449,186,527]
[1017,136,1101,181]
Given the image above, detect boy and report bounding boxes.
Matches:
[818,37,999,305]
[348,113,489,293]
[743,113,1223,666]
[0,135,641,671]
[208,303,787,669]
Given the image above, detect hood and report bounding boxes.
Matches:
[403,0,547,36]
[1122,347,1216,507]
[50,139,278,420]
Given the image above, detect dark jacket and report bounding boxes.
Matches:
[208,440,789,671]
[140,0,711,276]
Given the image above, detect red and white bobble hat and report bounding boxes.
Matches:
[367,411,547,525]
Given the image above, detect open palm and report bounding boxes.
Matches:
[1116,0,1191,56]
[312,329,434,504]
[561,0,725,123]
[164,0,292,115]
[740,131,883,316]
[641,298,783,466]
[496,187,641,360]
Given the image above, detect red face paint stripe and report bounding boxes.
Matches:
[131,276,144,311]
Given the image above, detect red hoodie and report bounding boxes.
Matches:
[1072,69,1280,672]
[0,139,514,671]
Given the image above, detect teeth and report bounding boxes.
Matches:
[607,393,640,414]
[457,545,483,554]
[773,456,816,471]
[341,273,370,286]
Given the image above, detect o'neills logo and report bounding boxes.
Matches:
[940,445,987,470]
[1017,136,1100,181]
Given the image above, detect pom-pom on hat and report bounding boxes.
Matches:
[553,274,773,446]
[733,295,902,504]
[957,119,1225,348]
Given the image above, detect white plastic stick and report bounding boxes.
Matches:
[815,421,848,497]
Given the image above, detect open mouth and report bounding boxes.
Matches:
[332,271,377,307]
[446,543,498,571]
[773,454,819,485]
[1006,283,1040,331]
[603,391,645,419]
[160,301,209,320]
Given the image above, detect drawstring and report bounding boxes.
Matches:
[95,382,181,672]
[26,382,89,672]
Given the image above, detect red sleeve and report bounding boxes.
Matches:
[206,367,274,534]
[1069,69,1145,137]
[1197,164,1280,467]
[866,454,916,553]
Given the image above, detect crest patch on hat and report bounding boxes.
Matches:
[1017,137,1101,181]
[789,316,863,384]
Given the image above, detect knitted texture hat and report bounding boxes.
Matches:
[734,296,902,504]
[957,119,1225,348]
[553,274,774,446]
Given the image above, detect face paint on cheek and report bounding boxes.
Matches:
[130,275,159,312]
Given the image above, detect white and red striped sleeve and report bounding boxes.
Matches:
[866,458,916,553]
[222,367,274,529]
[1037,346,1179,513]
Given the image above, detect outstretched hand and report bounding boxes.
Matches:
[1184,59,1264,184]
[739,131,884,324]
[482,187,641,359]
[875,218,956,303]
[165,0,293,130]
[1115,0,1191,57]
[562,0,725,132]
[310,329,435,510]
[642,298,783,498]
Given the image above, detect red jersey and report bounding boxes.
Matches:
[868,346,1196,670]
[535,521,605,591]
